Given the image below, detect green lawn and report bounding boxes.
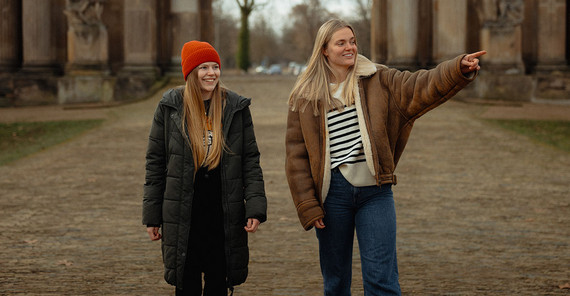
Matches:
[0,119,104,166]
[486,119,570,152]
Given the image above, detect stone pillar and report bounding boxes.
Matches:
[0,0,21,72]
[478,0,525,74]
[417,0,433,67]
[116,0,160,102]
[370,0,387,63]
[474,0,534,101]
[123,0,158,73]
[199,0,214,43]
[533,0,570,103]
[432,0,467,63]
[12,0,59,105]
[386,0,419,69]
[64,0,109,73]
[535,0,567,71]
[21,0,57,72]
[59,0,114,104]
[167,0,200,76]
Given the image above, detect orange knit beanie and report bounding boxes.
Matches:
[180,41,221,80]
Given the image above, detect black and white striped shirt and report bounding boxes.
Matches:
[328,105,367,169]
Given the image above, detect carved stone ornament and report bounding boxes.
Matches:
[64,0,105,45]
[477,0,524,30]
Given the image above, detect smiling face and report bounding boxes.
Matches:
[323,27,357,81]
[196,62,220,100]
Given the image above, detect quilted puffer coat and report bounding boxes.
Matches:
[142,87,267,288]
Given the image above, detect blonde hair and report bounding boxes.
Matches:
[182,69,225,171]
[288,19,359,115]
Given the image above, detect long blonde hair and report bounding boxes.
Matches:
[288,19,360,115]
[181,69,225,171]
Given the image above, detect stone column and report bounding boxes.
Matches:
[199,0,214,43]
[167,0,200,76]
[64,0,109,73]
[123,0,158,74]
[21,0,57,72]
[386,0,419,69]
[370,0,387,63]
[533,0,569,103]
[12,0,59,105]
[535,0,567,71]
[474,0,533,101]
[116,0,160,102]
[432,0,467,63]
[0,0,21,72]
[58,0,114,104]
[478,0,525,74]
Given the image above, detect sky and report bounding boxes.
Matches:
[219,0,359,32]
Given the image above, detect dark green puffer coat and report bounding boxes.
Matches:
[142,87,267,289]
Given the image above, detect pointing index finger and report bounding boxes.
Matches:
[469,50,487,59]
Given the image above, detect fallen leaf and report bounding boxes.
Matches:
[559,283,570,289]
[57,260,73,266]
[23,239,38,244]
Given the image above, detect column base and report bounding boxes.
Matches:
[471,72,534,102]
[114,65,162,102]
[58,73,116,104]
[534,70,570,103]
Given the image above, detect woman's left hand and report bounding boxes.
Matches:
[244,218,261,233]
[461,50,487,74]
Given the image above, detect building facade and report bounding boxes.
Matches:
[1,0,569,106]
[371,0,570,103]
[0,0,210,106]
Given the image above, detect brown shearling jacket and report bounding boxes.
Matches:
[285,54,477,230]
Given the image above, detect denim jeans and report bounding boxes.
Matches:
[316,168,401,296]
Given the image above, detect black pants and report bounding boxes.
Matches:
[176,166,227,296]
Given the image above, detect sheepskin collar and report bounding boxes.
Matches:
[355,54,378,78]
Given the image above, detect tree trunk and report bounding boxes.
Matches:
[199,0,214,43]
[237,8,251,72]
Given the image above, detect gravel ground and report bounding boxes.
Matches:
[0,75,568,295]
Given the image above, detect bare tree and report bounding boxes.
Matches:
[250,16,279,66]
[235,0,267,72]
[350,0,371,58]
[199,0,214,43]
[281,0,337,63]
[213,0,239,69]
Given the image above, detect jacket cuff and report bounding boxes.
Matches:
[297,200,325,230]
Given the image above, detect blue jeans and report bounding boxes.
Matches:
[316,169,401,296]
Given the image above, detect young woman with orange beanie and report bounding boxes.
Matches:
[143,40,267,295]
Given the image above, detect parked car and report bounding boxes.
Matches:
[255,65,268,74]
[267,64,282,75]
